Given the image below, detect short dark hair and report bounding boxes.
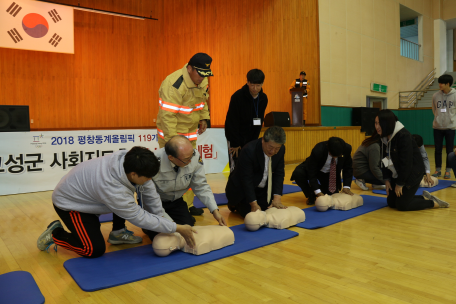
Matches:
[123,146,160,178]
[376,110,397,138]
[300,71,306,76]
[327,137,345,157]
[438,74,454,86]
[247,69,265,84]
[412,134,423,147]
[264,126,286,145]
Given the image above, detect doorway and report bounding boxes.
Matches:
[366,96,387,109]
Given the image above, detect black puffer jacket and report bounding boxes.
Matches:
[381,122,424,187]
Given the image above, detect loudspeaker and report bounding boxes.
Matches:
[264,112,291,128]
[352,107,379,136]
[0,105,30,132]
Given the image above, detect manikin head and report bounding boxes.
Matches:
[152,233,184,257]
[261,126,286,157]
[315,194,333,212]
[165,135,195,167]
[244,210,268,231]
[123,146,160,185]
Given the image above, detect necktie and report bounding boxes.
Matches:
[329,158,336,193]
[267,156,272,203]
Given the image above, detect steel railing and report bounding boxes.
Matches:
[400,38,420,61]
[399,68,436,108]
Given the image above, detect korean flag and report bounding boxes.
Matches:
[0,0,74,54]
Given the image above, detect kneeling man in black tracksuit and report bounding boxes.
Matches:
[226,126,287,217]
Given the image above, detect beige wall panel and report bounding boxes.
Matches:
[329,0,347,29]
[443,0,456,20]
[360,0,374,37]
[423,16,434,57]
[432,0,441,19]
[321,82,331,105]
[423,0,433,18]
[386,44,399,94]
[411,0,425,15]
[319,0,331,24]
[385,0,399,46]
[330,26,347,84]
[361,35,375,87]
[346,31,362,87]
[320,22,331,83]
[347,85,364,107]
[346,0,362,33]
[373,0,387,43]
[330,83,348,106]
[373,40,388,84]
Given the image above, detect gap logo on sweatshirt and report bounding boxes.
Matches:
[436,100,454,108]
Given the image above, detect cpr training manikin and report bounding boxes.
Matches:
[315,193,363,212]
[244,206,306,231]
[152,225,234,257]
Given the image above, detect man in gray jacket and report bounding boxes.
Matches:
[37,146,195,258]
[140,135,227,240]
[432,74,456,179]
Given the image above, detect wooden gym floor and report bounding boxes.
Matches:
[0,147,455,304]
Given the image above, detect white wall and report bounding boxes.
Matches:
[434,19,447,76]
[447,29,454,72]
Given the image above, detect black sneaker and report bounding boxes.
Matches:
[189,206,204,215]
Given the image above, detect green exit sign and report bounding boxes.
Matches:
[371,83,388,93]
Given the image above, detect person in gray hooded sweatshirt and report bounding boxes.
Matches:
[37,146,196,258]
[432,74,456,179]
[376,110,449,211]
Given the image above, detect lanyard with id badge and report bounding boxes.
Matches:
[253,96,261,125]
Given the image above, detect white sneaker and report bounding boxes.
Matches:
[451,183,456,188]
[372,184,386,190]
[355,179,368,191]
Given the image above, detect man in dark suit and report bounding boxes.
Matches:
[226,126,286,217]
[291,137,354,205]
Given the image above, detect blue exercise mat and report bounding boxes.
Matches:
[296,195,387,229]
[372,180,455,196]
[64,224,298,291]
[0,271,45,304]
[193,193,228,209]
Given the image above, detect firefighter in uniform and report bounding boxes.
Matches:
[142,136,227,240]
[289,71,309,125]
[156,53,213,216]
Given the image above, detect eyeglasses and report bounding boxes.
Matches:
[176,150,196,165]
